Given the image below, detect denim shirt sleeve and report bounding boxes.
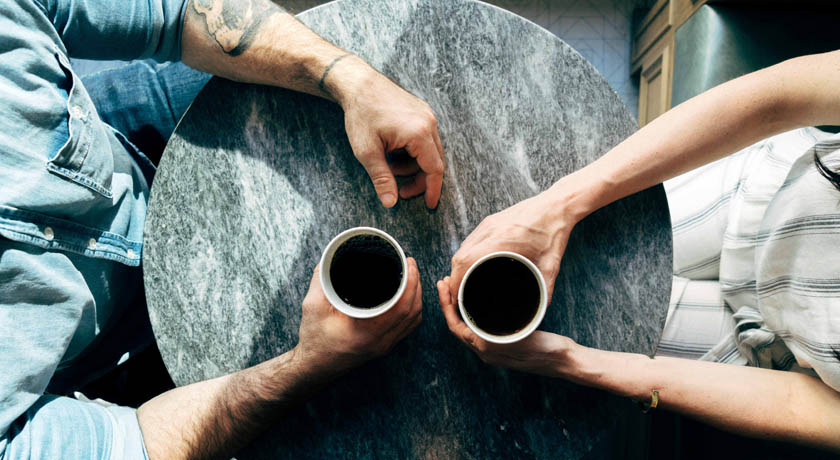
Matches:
[0,241,148,459]
[35,0,188,62]
[1,396,149,460]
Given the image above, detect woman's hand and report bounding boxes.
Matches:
[445,191,578,306]
[437,276,575,377]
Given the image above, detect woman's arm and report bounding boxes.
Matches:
[550,50,840,224]
[567,346,840,450]
[445,51,840,298]
[436,279,840,451]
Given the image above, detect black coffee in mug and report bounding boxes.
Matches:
[462,256,540,335]
[330,234,403,308]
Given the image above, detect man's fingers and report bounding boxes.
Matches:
[305,264,326,300]
[432,129,445,165]
[424,171,443,209]
[431,129,446,210]
[366,161,398,207]
[387,257,420,319]
[396,271,424,340]
[310,264,321,284]
[388,155,421,177]
[399,171,427,199]
[352,137,398,208]
[391,258,423,337]
[404,257,423,316]
[406,136,444,209]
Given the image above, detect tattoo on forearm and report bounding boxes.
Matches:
[191,0,277,56]
[318,53,352,93]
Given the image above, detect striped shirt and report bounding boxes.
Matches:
[656,127,840,391]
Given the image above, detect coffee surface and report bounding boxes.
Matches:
[330,235,403,308]
[462,257,540,335]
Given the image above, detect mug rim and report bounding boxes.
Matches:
[319,226,408,319]
[457,251,548,344]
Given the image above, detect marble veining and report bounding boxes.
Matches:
[144,0,672,458]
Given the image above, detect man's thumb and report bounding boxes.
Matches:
[355,146,398,208]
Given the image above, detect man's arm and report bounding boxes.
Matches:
[180,0,445,209]
[138,259,423,460]
[181,0,352,99]
[436,280,840,451]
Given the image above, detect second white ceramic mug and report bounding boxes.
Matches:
[457,251,548,344]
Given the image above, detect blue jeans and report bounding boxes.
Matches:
[81,60,212,167]
[63,61,212,390]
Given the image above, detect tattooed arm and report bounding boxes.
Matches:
[181,0,446,209]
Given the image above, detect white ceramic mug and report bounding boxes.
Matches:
[457,251,548,344]
[319,227,408,319]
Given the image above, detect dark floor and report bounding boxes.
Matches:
[78,342,175,410]
[646,411,838,460]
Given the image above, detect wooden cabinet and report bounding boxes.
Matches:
[632,0,706,125]
[638,43,672,126]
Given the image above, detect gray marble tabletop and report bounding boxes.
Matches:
[143,0,672,458]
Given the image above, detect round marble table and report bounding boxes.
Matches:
[144,0,673,458]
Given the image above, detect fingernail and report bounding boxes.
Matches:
[382,193,396,207]
[427,199,439,214]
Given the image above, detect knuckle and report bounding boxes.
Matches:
[357,149,377,161]
[423,110,437,127]
[452,253,467,268]
[413,117,433,135]
[398,304,413,320]
[411,125,429,140]
[371,175,393,188]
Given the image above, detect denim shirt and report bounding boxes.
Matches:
[0,0,187,458]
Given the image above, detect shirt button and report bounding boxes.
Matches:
[71,105,84,118]
[88,238,97,250]
[43,227,54,241]
[127,249,136,258]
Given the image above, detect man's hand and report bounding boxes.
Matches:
[330,59,445,209]
[445,192,576,308]
[182,3,445,210]
[295,257,424,379]
[437,276,573,377]
[139,258,422,460]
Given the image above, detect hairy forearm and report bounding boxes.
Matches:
[137,348,324,460]
[547,51,840,223]
[181,0,371,103]
[557,344,840,450]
